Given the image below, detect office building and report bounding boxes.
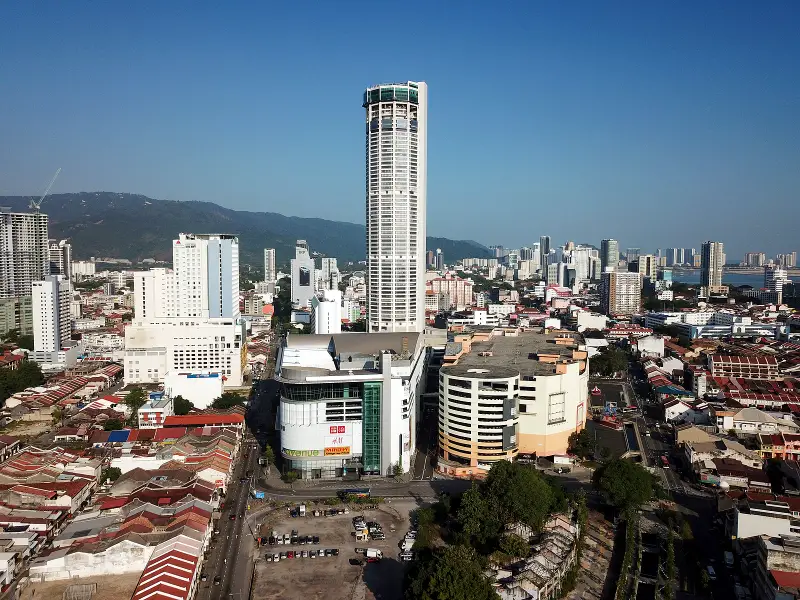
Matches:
[0,210,50,298]
[276,332,426,478]
[426,250,435,268]
[637,254,658,280]
[263,248,276,284]
[48,239,72,281]
[435,248,444,271]
[125,233,245,387]
[626,248,641,263]
[291,240,316,308]
[364,81,427,333]
[0,297,33,338]
[701,241,726,296]
[320,257,339,291]
[311,289,342,335]
[539,236,551,273]
[765,266,790,304]
[600,271,642,317]
[71,260,96,279]
[172,233,239,319]
[437,329,588,474]
[600,239,619,273]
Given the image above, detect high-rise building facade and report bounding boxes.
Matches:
[435,248,444,272]
[320,257,339,291]
[172,233,239,319]
[701,241,726,296]
[539,236,551,273]
[263,248,276,283]
[0,210,50,298]
[600,239,619,273]
[600,271,642,317]
[637,254,658,280]
[765,266,791,304]
[32,275,71,353]
[291,240,316,308]
[0,297,33,338]
[744,252,767,268]
[777,252,797,268]
[125,233,245,387]
[364,81,427,333]
[626,248,641,264]
[48,239,72,281]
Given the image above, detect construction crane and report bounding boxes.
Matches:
[29,168,61,212]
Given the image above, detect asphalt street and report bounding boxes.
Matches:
[197,440,259,600]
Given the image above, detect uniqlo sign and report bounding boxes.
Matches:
[329,425,346,434]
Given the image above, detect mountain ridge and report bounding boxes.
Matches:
[0,192,490,265]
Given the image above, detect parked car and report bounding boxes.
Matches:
[332,548,339,556]
[200,573,208,581]
[265,554,273,562]
[213,576,221,585]
[312,535,320,544]
[310,550,317,558]
[301,550,308,558]
[349,558,363,566]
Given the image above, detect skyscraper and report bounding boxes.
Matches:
[364,81,427,333]
[435,248,444,271]
[291,240,316,308]
[600,271,642,317]
[539,236,551,273]
[32,275,71,353]
[701,241,726,296]
[600,239,619,273]
[765,266,790,304]
[263,248,276,284]
[0,210,50,298]
[173,233,240,319]
[48,239,72,281]
[320,257,339,291]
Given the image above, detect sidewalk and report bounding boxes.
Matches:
[260,465,414,491]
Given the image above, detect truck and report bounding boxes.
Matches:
[401,538,414,552]
[365,549,383,561]
[251,490,265,499]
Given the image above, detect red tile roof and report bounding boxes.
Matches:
[131,549,199,600]
[712,354,778,366]
[163,414,244,427]
[771,570,800,588]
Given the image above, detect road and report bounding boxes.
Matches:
[197,439,260,600]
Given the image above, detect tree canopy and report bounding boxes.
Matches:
[103,418,123,431]
[101,467,122,483]
[567,428,595,460]
[593,458,654,512]
[124,387,147,425]
[211,392,247,410]
[172,395,193,416]
[1,329,34,351]
[0,360,44,404]
[589,348,628,377]
[404,545,498,600]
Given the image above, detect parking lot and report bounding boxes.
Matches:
[252,499,420,600]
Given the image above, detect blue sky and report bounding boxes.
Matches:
[1,1,798,260]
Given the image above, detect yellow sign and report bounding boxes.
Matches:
[324,446,351,456]
[283,449,320,457]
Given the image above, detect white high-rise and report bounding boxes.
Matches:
[125,233,245,387]
[291,240,316,308]
[364,81,427,333]
[0,210,50,298]
[701,241,726,296]
[32,275,71,353]
[263,248,276,284]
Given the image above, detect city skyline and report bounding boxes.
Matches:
[1,3,798,259]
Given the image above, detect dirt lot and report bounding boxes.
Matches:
[253,499,422,600]
[1,419,51,438]
[19,573,141,600]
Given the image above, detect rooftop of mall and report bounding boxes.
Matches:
[443,328,587,379]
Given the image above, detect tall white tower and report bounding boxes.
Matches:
[364,81,427,333]
[0,210,50,298]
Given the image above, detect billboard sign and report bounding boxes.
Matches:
[324,447,351,456]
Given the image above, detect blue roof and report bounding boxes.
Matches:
[107,430,131,443]
[655,385,693,397]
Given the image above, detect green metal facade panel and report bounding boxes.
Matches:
[362,382,382,473]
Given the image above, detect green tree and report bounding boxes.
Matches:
[593,458,654,512]
[499,533,530,558]
[103,418,123,431]
[51,407,64,426]
[211,392,246,410]
[404,545,498,600]
[0,360,44,403]
[262,445,275,466]
[393,463,404,477]
[457,483,496,545]
[484,461,553,532]
[101,467,122,482]
[568,428,595,460]
[173,395,193,415]
[589,348,629,377]
[281,470,299,484]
